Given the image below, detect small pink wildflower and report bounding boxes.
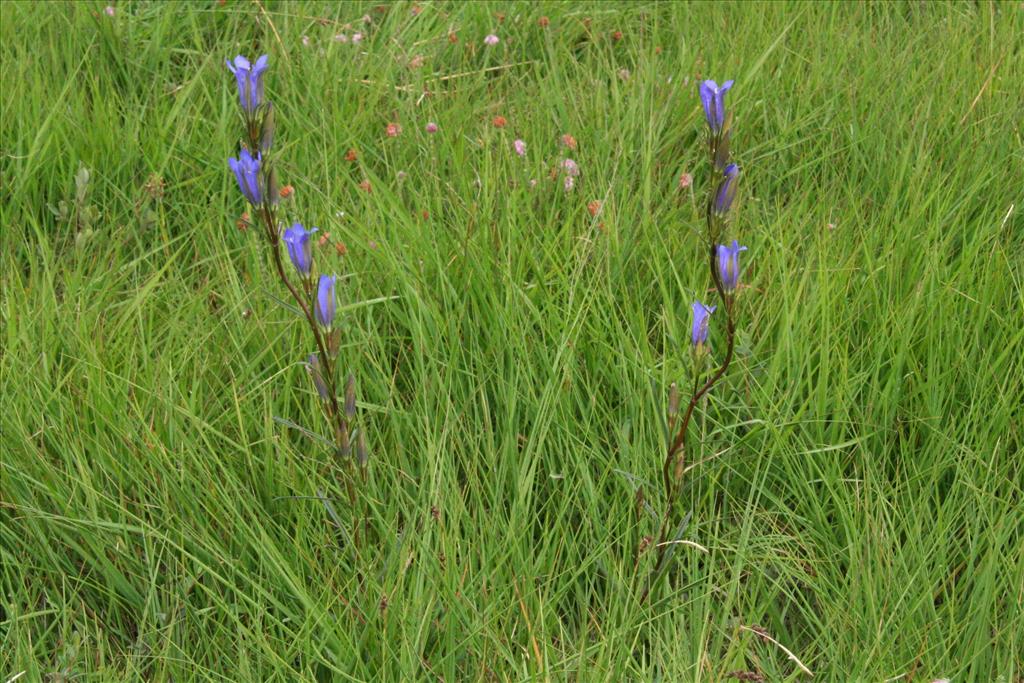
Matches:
[678,172,693,189]
[513,139,526,157]
[564,176,575,192]
[562,158,580,177]
[386,122,401,137]
[352,32,364,44]
[409,54,425,69]
[104,5,115,16]
[425,122,439,134]
[301,35,311,47]
[484,34,499,46]
[334,33,349,43]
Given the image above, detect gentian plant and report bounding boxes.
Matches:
[225,55,369,550]
[642,78,750,602]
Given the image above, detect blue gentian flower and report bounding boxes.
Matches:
[714,163,739,216]
[691,301,716,348]
[699,79,734,134]
[716,240,748,292]
[226,55,269,114]
[282,223,317,277]
[315,274,337,328]
[228,149,262,205]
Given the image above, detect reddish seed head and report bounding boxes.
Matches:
[279,184,295,199]
[421,210,429,220]
[678,172,693,190]
[561,133,577,150]
[345,148,358,162]
[386,122,401,137]
[335,242,348,256]
[492,115,507,128]
[359,179,372,193]
[425,121,438,134]
[538,16,549,27]
[448,31,458,43]
[612,30,623,41]
[409,54,424,69]
[587,200,602,217]
[318,233,330,247]
[655,46,663,55]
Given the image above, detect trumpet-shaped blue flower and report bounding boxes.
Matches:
[226,55,269,114]
[228,149,262,205]
[714,163,739,216]
[716,240,748,292]
[282,223,318,276]
[699,79,734,134]
[315,274,337,328]
[691,301,716,347]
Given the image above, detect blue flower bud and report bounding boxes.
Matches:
[282,223,317,277]
[226,55,269,114]
[306,353,330,401]
[315,274,337,329]
[228,148,262,205]
[713,163,739,216]
[716,240,748,293]
[690,301,716,348]
[698,79,734,134]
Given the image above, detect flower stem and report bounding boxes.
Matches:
[643,129,736,605]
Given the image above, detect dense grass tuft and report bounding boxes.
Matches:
[2,1,1022,680]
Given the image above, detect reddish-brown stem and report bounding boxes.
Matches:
[247,121,356,511]
[643,129,738,605]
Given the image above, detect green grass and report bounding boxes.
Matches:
[2,1,1022,680]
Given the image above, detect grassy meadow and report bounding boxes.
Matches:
[2,1,1023,680]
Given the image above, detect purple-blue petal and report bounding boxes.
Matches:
[316,275,338,327]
